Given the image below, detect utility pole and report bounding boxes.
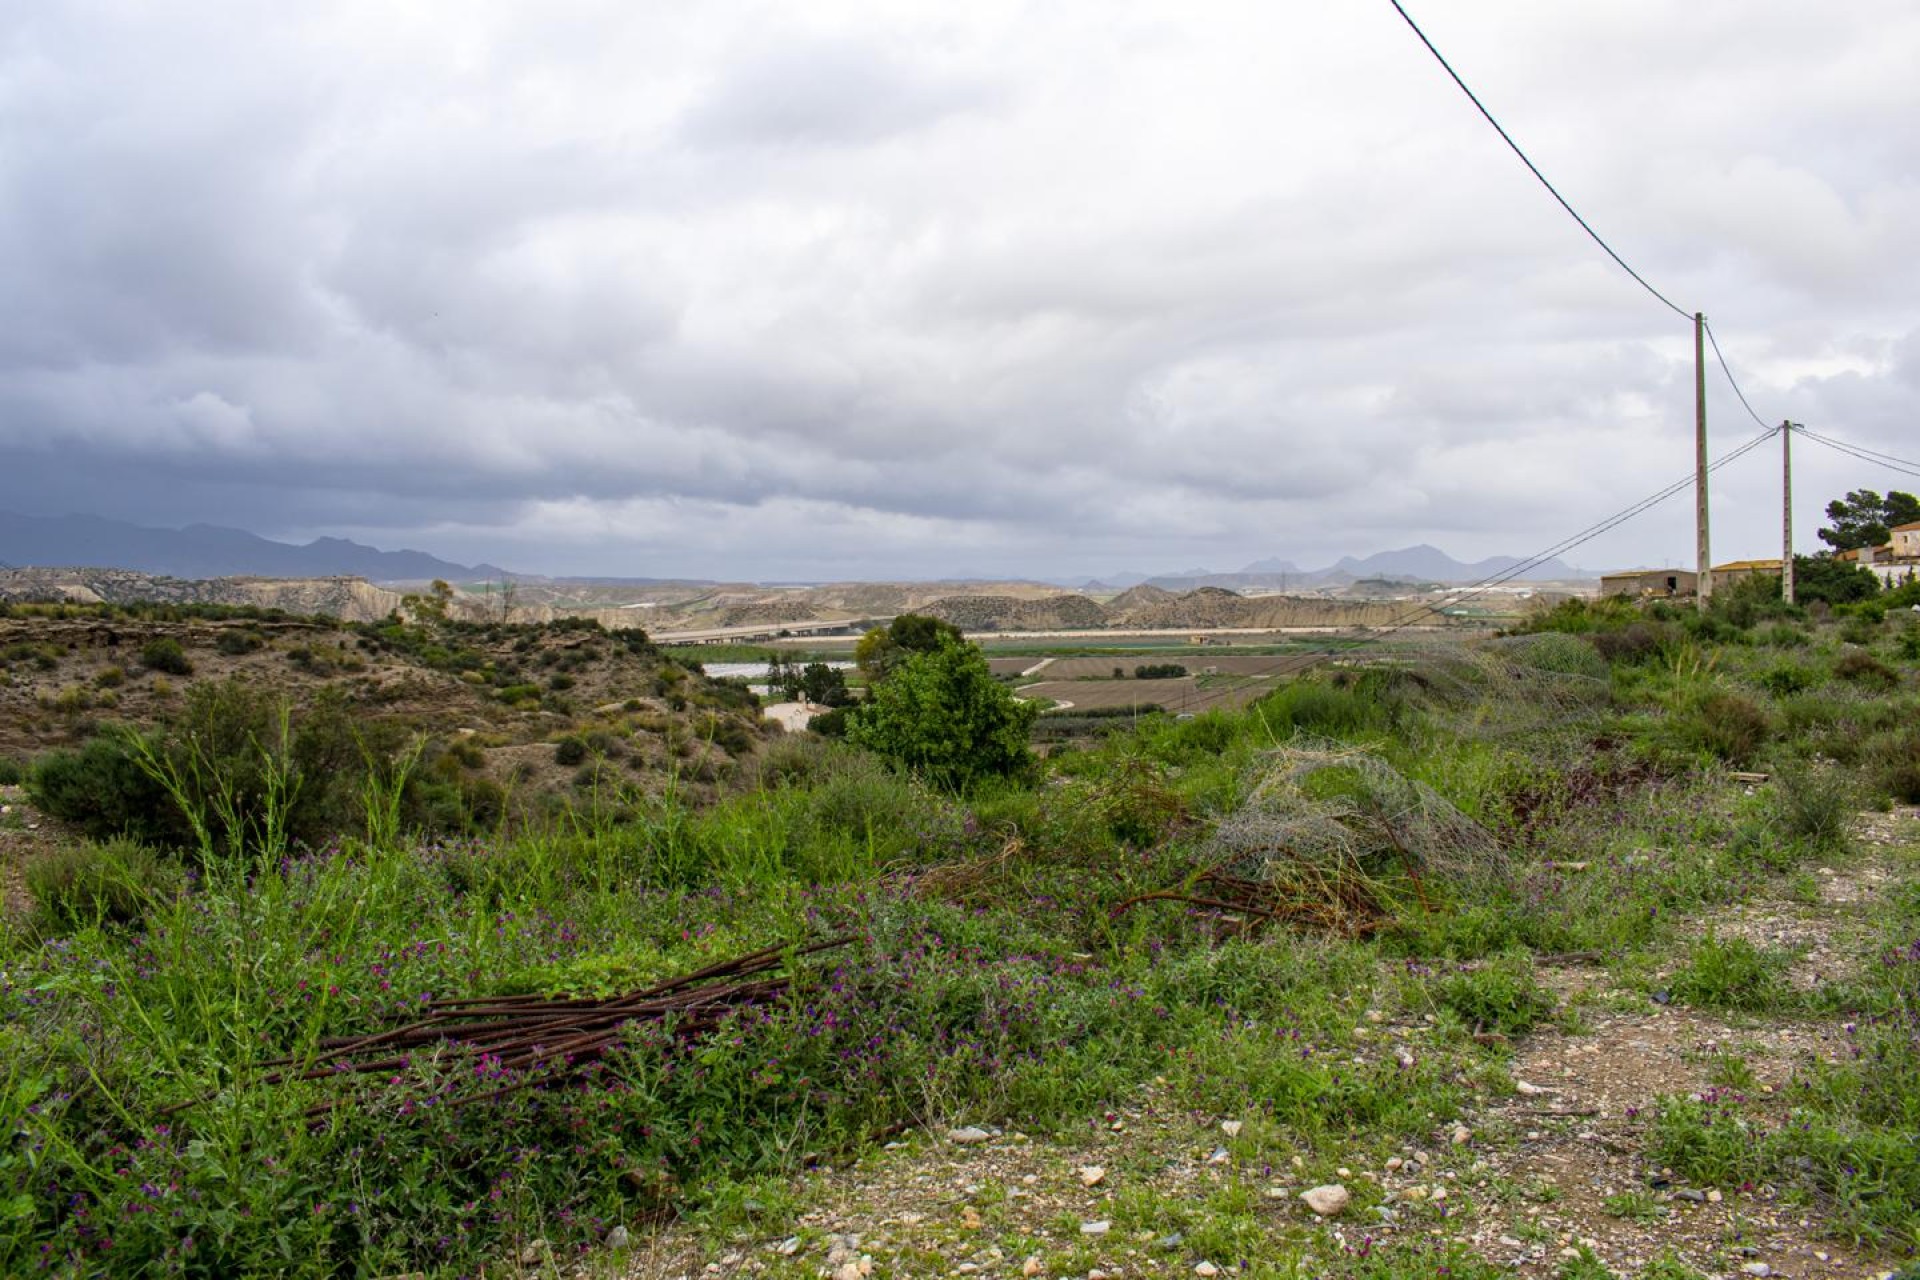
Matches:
[1781,421,1796,606]
[1695,313,1711,608]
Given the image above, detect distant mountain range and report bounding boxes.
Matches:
[0,512,507,583]
[1083,544,1589,591]
[2,512,1591,591]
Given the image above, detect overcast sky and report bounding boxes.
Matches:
[3,2,1917,581]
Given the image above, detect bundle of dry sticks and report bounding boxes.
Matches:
[177,935,855,1117]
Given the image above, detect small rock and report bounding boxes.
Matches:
[1385,1156,1404,1171]
[776,1237,800,1256]
[1707,1189,1723,1203]
[1080,1220,1110,1235]
[606,1225,632,1251]
[1220,1120,1243,1138]
[833,1266,863,1280]
[1021,1257,1044,1277]
[1195,1264,1220,1277]
[519,1240,549,1266]
[1675,1188,1706,1203]
[1079,1165,1106,1187]
[1300,1184,1351,1217]
[948,1126,993,1145]
[1154,1233,1185,1252]
[1740,1265,1772,1277]
[1206,1146,1229,1165]
[1450,1125,1472,1146]
[961,1207,983,1230]
[1514,1080,1557,1096]
[1499,1236,1523,1248]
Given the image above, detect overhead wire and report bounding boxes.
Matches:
[1701,319,1772,432]
[1385,4,1797,443]
[1792,425,1920,483]
[1237,424,1783,680]
[1384,0,1691,321]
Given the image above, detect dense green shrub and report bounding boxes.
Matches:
[1755,622,1810,648]
[1590,621,1676,665]
[1834,648,1899,689]
[554,736,588,766]
[1757,662,1820,696]
[26,836,179,933]
[1256,674,1399,738]
[1134,662,1189,679]
[138,636,193,675]
[1666,689,1771,764]
[846,637,1035,791]
[1869,726,1920,804]
[214,628,265,655]
[29,735,183,845]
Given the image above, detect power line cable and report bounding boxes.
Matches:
[1242,425,1782,680]
[1792,425,1920,475]
[1385,0,1691,321]
[1792,425,1920,483]
[1386,4,1793,439]
[1701,318,1771,432]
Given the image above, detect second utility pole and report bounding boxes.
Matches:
[1695,313,1711,609]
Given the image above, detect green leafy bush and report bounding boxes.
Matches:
[214,629,265,655]
[1834,648,1899,689]
[847,637,1035,791]
[26,836,179,933]
[138,636,192,675]
[1756,662,1819,696]
[29,736,182,845]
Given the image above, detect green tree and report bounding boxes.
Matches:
[846,636,1036,791]
[1818,489,1920,552]
[798,662,851,707]
[854,613,964,679]
[1792,553,1880,605]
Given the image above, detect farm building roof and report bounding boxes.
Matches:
[1710,559,1783,572]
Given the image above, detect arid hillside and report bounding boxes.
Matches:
[1,566,1446,637]
[0,601,773,816]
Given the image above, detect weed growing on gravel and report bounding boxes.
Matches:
[1667,931,1795,1011]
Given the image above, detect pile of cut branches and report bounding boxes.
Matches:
[182,936,854,1117]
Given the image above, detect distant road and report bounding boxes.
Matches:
[649,617,887,644]
[652,619,1472,646]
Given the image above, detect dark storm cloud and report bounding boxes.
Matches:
[2,1,1917,579]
